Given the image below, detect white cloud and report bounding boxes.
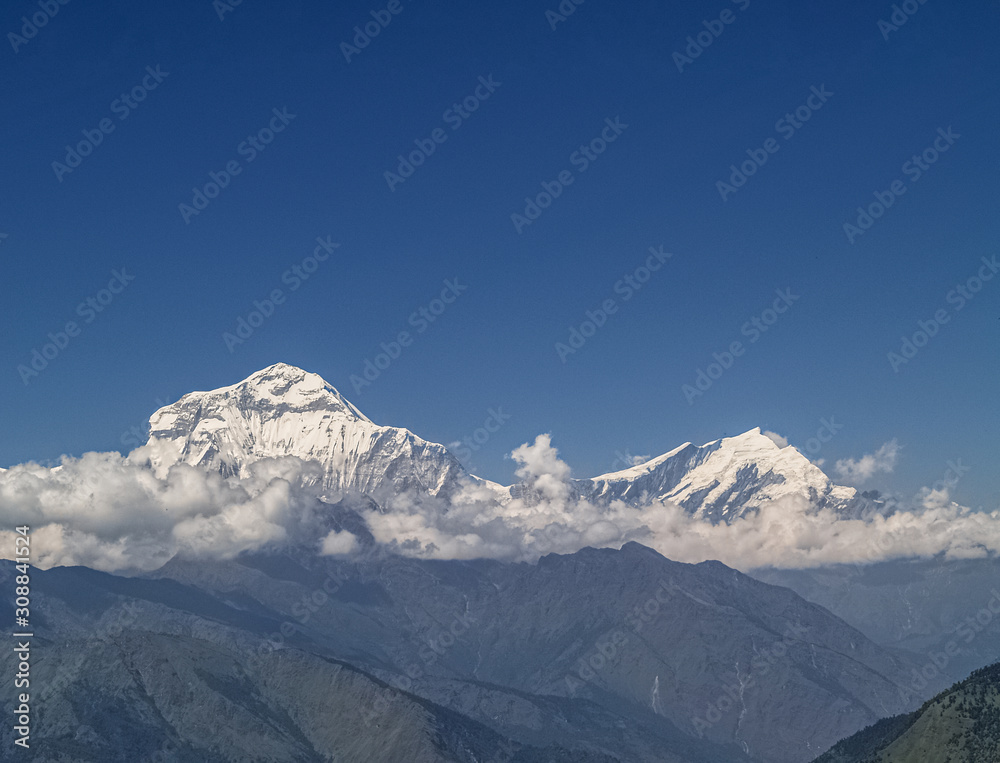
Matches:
[358,434,1000,571]
[834,439,900,484]
[367,435,1000,570]
[917,485,951,510]
[510,434,571,502]
[4,434,999,575]
[762,430,789,449]
[0,453,327,572]
[320,529,359,556]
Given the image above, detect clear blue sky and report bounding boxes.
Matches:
[1,0,997,508]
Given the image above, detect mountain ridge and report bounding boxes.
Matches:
[0,536,932,763]
[134,362,867,523]
[135,362,472,501]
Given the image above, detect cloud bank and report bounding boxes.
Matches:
[834,439,900,484]
[363,435,999,570]
[0,453,327,572]
[0,436,996,573]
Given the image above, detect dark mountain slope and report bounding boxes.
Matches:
[813,661,1000,763]
[144,542,930,762]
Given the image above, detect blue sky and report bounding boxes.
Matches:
[1,0,997,508]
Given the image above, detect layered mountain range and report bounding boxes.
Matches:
[0,544,933,762]
[136,363,868,522]
[9,362,996,762]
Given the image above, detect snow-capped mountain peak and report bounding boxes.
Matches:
[134,363,469,499]
[583,427,860,522]
[133,364,863,523]
[175,362,371,422]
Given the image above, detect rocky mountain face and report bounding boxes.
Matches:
[4,539,938,763]
[137,363,472,501]
[575,428,865,522]
[0,560,614,763]
[137,363,867,523]
[752,557,1000,684]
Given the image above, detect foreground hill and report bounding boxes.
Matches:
[813,662,1000,763]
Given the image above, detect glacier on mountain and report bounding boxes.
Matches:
[134,363,867,522]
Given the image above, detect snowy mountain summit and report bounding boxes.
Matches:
[579,428,862,522]
[138,363,469,499]
[137,363,864,522]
